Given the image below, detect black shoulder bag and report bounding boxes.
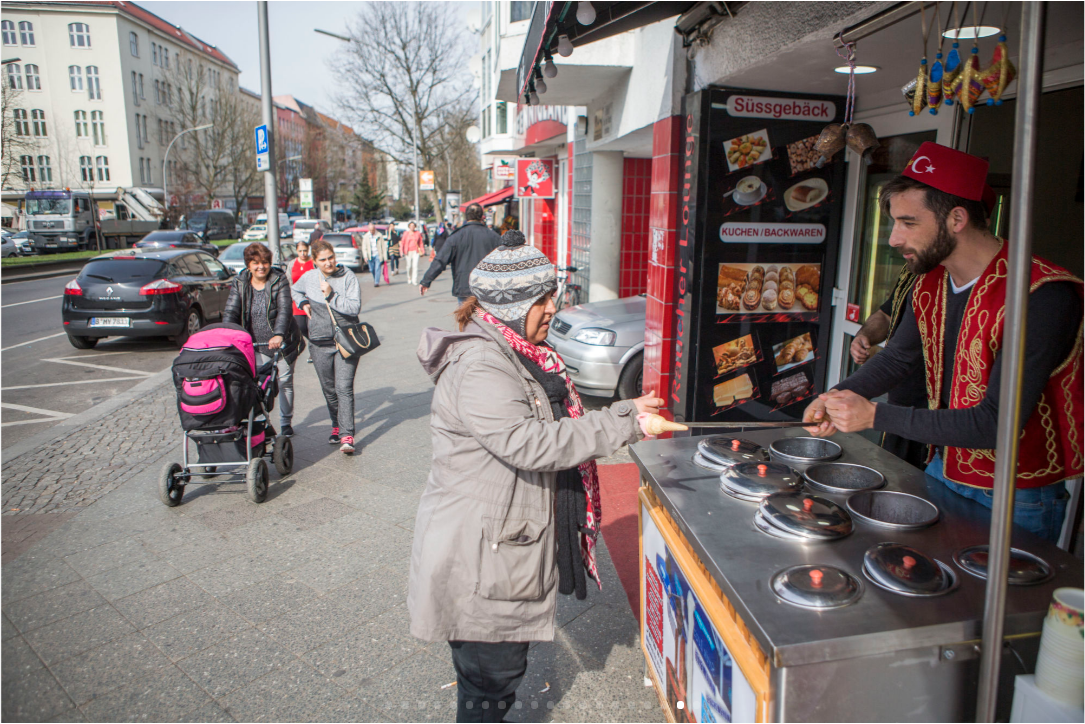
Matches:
[320,277,380,360]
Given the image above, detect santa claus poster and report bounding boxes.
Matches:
[516,158,555,199]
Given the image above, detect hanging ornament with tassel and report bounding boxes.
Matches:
[909,3,932,116]
[980,4,1016,105]
[926,3,946,113]
[959,1,989,114]
[816,41,879,166]
[942,2,964,105]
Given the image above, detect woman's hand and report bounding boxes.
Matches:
[320,279,332,298]
[302,304,311,317]
[632,390,665,417]
[268,335,283,351]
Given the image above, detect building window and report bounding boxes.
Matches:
[20,156,35,183]
[152,42,157,65]
[69,23,91,48]
[91,110,105,145]
[131,72,139,105]
[31,109,46,137]
[163,47,169,68]
[135,113,143,148]
[19,21,35,46]
[139,157,145,184]
[69,65,83,91]
[86,66,100,100]
[496,102,507,135]
[37,155,52,183]
[141,114,148,146]
[75,110,88,137]
[96,156,110,182]
[80,156,93,182]
[510,2,533,22]
[129,31,139,56]
[154,79,160,104]
[139,73,144,99]
[13,108,29,136]
[1,21,15,46]
[166,83,172,106]
[24,64,40,91]
[7,64,23,90]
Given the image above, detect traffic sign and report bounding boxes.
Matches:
[255,124,270,171]
[420,170,435,191]
[299,190,314,209]
[299,178,313,192]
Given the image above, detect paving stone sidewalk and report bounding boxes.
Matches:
[1,271,663,723]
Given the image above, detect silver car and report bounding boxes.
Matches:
[322,233,363,271]
[218,240,298,274]
[547,295,646,399]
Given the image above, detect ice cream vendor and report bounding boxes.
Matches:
[803,142,1083,542]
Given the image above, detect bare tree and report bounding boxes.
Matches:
[331,1,476,216]
[1,85,41,190]
[220,90,262,221]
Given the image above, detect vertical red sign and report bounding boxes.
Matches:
[515,158,555,199]
[644,556,664,655]
[846,303,861,323]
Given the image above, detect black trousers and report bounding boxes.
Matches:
[294,314,309,340]
[448,641,530,723]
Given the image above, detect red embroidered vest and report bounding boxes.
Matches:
[912,246,1083,488]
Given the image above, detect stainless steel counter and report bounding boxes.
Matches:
[629,429,1084,670]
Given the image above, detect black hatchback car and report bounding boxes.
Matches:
[134,230,220,257]
[62,250,234,349]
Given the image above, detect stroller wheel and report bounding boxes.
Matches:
[272,436,294,476]
[159,462,185,507]
[246,458,269,504]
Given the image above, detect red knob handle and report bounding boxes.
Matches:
[732,439,742,450]
[757,464,768,477]
[809,569,824,588]
[903,556,916,570]
[803,498,814,511]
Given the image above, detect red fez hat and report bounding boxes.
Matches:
[902,142,996,214]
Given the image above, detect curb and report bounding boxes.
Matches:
[1,266,83,284]
[1,367,173,463]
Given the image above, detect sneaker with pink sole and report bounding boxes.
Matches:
[339,436,355,454]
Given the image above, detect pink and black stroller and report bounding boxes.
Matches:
[160,323,294,506]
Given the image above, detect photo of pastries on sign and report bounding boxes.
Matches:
[787,134,821,175]
[713,373,755,410]
[716,263,821,314]
[773,332,814,373]
[783,178,829,212]
[713,334,759,376]
[724,129,772,171]
[770,371,813,407]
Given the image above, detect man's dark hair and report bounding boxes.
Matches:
[243,242,272,266]
[464,203,484,222]
[880,175,988,230]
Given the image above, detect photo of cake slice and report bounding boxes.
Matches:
[714,373,754,408]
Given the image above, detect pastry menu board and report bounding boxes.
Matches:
[670,88,846,424]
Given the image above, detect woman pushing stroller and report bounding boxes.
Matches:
[223,243,304,437]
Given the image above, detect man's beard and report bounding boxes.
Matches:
[904,223,957,275]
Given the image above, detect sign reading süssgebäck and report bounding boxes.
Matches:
[722,95,836,121]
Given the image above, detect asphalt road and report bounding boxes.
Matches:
[1,273,178,451]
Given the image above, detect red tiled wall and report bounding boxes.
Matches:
[619,158,652,297]
[567,143,574,267]
[532,197,557,264]
[643,115,682,411]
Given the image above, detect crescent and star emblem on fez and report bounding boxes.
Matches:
[909,156,936,174]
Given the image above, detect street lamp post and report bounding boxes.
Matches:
[162,123,213,227]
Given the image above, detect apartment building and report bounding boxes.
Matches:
[2,1,239,199]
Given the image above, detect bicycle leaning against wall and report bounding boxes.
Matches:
[553,266,581,311]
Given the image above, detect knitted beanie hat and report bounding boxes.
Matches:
[469,230,557,336]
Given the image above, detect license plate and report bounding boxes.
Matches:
[45,243,57,248]
[90,317,130,328]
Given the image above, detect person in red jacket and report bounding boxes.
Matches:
[290,239,315,363]
[400,221,426,285]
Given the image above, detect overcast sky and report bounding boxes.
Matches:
[142,1,477,117]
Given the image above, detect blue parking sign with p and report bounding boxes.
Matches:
[255,125,269,155]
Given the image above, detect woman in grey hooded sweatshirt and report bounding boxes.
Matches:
[291,239,362,454]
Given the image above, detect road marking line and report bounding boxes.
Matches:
[43,358,154,376]
[0,332,66,351]
[1,295,63,309]
[0,402,75,418]
[1,376,149,391]
[0,417,71,427]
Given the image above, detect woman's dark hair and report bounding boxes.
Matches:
[454,296,481,331]
[880,175,988,230]
[464,203,485,222]
[243,242,273,266]
[295,239,309,250]
[310,239,334,259]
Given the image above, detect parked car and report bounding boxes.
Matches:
[291,218,331,243]
[243,224,268,241]
[256,212,292,239]
[8,230,34,255]
[546,295,646,399]
[322,233,363,271]
[1,232,18,257]
[182,210,236,241]
[218,240,298,274]
[133,230,220,257]
[61,250,235,349]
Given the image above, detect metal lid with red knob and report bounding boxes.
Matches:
[863,542,958,596]
[720,461,800,501]
[759,492,853,540]
[699,436,769,468]
[771,564,862,610]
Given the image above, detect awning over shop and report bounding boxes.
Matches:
[460,185,515,212]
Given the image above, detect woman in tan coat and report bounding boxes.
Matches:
[410,231,662,721]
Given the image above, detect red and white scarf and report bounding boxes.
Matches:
[475,309,603,589]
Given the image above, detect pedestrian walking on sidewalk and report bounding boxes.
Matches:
[409,230,665,721]
[223,242,304,437]
[430,221,449,261]
[387,224,401,277]
[400,221,426,285]
[419,203,501,304]
[291,239,363,454]
[290,240,315,364]
[360,222,387,287]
